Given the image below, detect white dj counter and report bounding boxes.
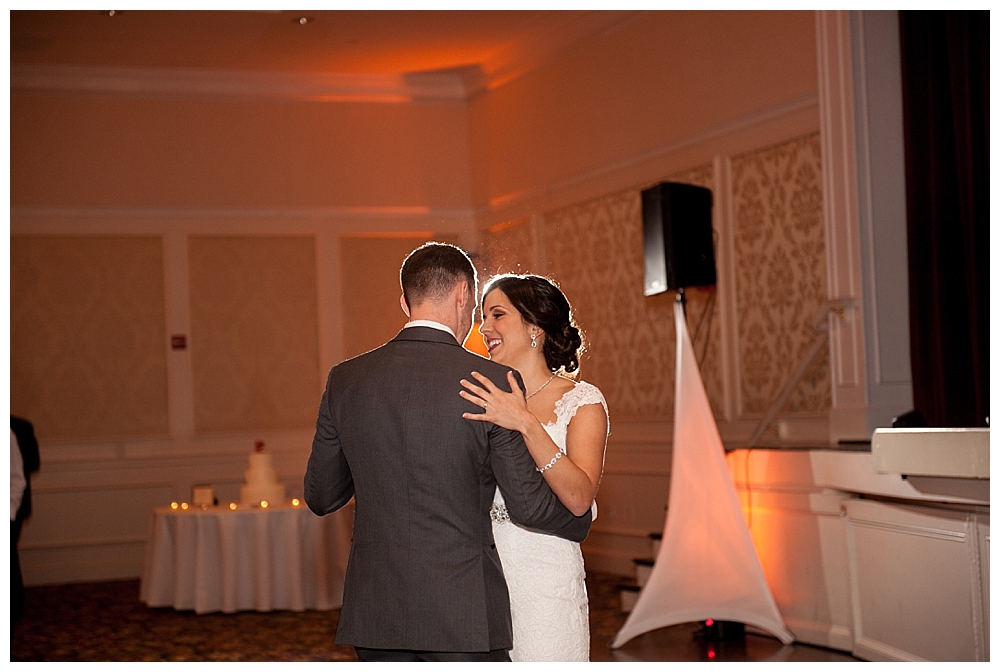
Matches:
[727,428,989,662]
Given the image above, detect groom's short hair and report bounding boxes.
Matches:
[400,242,477,308]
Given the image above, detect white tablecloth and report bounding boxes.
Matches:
[140,503,353,614]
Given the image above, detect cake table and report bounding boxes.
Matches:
[140,501,354,614]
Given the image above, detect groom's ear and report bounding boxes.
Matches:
[455,280,471,308]
[400,293,411,317]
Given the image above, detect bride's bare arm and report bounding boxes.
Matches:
[517,403,607,516]
[461,371,607,517]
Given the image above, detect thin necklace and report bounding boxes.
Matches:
[526,372,558,400]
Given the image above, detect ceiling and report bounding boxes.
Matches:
[11,9,640,94]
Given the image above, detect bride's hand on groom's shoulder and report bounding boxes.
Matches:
[459,371,532,433]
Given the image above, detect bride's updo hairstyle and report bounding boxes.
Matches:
[481,274,586,374]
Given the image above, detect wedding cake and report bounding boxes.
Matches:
[240,441,285,506]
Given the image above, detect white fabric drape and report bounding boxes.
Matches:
[611,299,793,647]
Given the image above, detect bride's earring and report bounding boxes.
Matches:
[531,333,537,348]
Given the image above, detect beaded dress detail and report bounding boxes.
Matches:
[492,380,608,662]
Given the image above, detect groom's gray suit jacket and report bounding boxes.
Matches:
[304,326,592,653]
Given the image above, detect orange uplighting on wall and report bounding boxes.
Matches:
[488,215,530,233]
[464,323,490,357]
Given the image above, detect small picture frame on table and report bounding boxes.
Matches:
[192,485,216,508]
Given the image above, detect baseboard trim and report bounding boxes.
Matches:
[21,540,146,587]
[783,617,854,654]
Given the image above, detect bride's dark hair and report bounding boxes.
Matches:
[481,274,585,374]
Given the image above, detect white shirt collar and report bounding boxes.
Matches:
[404,319,457,340]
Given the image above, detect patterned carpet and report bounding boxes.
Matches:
[11,578,353,662]
[10,571,632,662]
[11,571,858,662]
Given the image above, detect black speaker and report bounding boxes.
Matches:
[642,182,716,295]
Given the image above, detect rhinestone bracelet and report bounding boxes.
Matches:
[537,450,563,473]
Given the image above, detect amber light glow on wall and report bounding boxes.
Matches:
[464,324,490,357]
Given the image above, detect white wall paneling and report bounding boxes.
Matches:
[815,10,869,443]
[844,499,989,661]
[976,515,990,642]
[848,10,914,434]
[18,429,315,586]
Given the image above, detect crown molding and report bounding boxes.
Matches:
[10,63,470,104]
[10,12,644,104]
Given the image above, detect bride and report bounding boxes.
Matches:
[460,273,609,662]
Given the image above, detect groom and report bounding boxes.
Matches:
[304,242,592,662]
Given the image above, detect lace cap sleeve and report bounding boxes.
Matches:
[553,381,609,435]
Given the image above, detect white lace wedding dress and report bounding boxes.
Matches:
[491,380,608,662]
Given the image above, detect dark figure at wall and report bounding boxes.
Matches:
[11,416,40,626]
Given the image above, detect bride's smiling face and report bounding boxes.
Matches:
[479,289,537,366]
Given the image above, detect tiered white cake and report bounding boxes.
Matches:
[240,443,285,506]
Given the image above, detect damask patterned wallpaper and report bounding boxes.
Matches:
[188,236,321,433]
[731,133,829,415]
[484,133,827,423]
[10,236,170,440]
[483,217,538,278]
